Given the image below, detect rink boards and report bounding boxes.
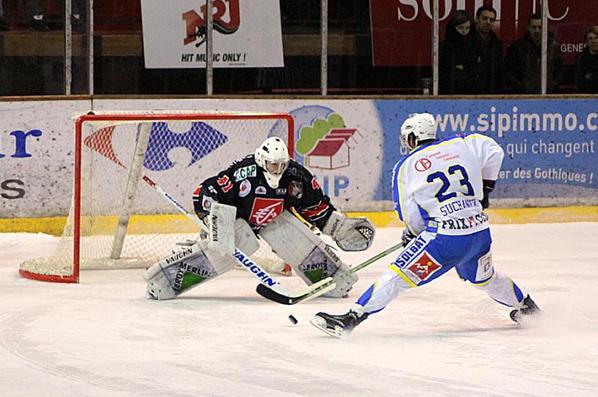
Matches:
[2,206,598,235]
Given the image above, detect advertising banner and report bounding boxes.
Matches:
[375,98,598,201]
[371,0,597,66]
[0,100,90,217]
[140,0,284,68]
[91,99,387,211]
[0,98,596,218]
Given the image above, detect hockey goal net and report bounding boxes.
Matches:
[20,111,295,283]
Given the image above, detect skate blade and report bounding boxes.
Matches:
[309,315,344,338]
[510,309,541,326]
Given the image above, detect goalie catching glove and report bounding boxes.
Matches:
[322,211,375,251]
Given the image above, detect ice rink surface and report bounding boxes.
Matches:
[1,223,598,397]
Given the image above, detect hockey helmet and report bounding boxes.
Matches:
[400,113,437,150]
[255,137,290,188]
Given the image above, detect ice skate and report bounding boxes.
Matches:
[510,295,540,323]
[310,310,368,338]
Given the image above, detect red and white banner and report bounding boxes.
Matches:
[141,0,284,68]
[370,0,597,66]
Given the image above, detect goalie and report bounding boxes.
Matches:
[144,136,375,300]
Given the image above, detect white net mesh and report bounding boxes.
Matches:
[20,112,293,282]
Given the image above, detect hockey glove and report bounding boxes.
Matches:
[480,180,496,209]
[322,211,375,251]
[402,228,416,246]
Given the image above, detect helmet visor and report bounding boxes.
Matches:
[264,159,288,176]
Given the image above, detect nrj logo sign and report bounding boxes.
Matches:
[84,122,228,171]
[182,0,240,47]
[290,105,362,171]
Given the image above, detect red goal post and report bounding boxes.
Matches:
[19,111,295,283]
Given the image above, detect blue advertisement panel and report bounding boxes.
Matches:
[375,99,598,200]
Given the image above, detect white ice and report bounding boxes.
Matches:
[1,223,598,397]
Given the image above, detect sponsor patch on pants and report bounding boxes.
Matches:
[403,251,442,284]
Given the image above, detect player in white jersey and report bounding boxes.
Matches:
[311,113,540,338]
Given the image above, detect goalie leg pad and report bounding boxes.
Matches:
[234,217,260,256]
[259,210,358,298]
[144,241,236,300]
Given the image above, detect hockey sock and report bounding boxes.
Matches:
[474,271,525,307]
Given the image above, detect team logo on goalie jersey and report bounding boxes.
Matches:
[239,180,251,197]
[249,198,284,226]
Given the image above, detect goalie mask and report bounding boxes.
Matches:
[400,113,437,150]
[255,137,290,188]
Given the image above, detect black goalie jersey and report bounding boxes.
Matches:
[192,155,335,232]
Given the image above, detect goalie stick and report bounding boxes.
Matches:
[142,175,345,303]
[256,241,404,305]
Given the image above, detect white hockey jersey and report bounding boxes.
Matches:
[392,134,504,236]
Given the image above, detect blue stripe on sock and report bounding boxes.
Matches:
[356,283,375,307]
[512,281,525,303]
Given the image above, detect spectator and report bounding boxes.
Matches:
[0,1,7,31]
[439,10,477,94]
[505,13,563,94]
[24,0,86,32]
[0,0,48,31]
[29,0,49,31]
[70,1,86,33]
[576,26,598,93]
[471,5,504,94]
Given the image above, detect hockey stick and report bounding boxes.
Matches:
[256,241,404,305]
[143,175,341,301]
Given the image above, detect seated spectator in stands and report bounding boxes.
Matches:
[24,0,85,32]
[0,1,7,31]
[471,5,504,94]
[69,1,86,32]
[576,26,598,93]
[29,0,49,31]
[0,0,46,31]
[505,13,562,94]
[439,10,477,94]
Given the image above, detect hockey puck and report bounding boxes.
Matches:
[288,315,298,325]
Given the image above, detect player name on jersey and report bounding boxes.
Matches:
[439,213,489,231]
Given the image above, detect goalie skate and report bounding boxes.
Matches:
[310,311,368,338]
[509,295,540,323]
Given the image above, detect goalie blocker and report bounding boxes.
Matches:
[144,203,375,300]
